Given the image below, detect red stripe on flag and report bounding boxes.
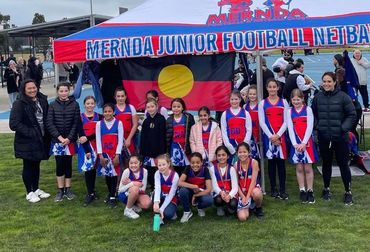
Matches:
[123,80,230,111]
[54,40,87,63]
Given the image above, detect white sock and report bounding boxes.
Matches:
[300,187,306,192]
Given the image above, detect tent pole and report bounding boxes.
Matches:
[54,63,59,88]
[256,50,265,193]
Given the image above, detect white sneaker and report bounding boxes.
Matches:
[35,189,51,199]
[124,208,140,219]
[197,208,206,217]
[171,213,178,220]
[132,205,142,213]
[180,211,193,223]
[217,207,225,216]
[26,192,40,203]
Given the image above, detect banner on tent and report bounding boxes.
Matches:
[119,53,235,110]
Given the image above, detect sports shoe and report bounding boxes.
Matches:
[171,213,178,220]
[180,211,193,223]
[64,188,76,200]
[26,192,40,203]
[300,190,307,203]
[362,108,370,112]
[307,190,315,204]
[132,205,142,213]
[254,207,264,219]
[271,189,280,198]
[84,194,95,207]
[279,192,289,200]
[124,208,140,219]
[321,188,331,201]
[197,208,206,217]
[54,190,64,202]
[217,207,225,216]
[35,189,51,199]
[107,197,117,208]
[344,191,353,206]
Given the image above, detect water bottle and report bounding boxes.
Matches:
[153,214,161,232]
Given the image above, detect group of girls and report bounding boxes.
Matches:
[46,77,317,223]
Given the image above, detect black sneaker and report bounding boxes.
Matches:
[107,197,117,208]
[271,189,280,198]
[64,188,76,200]
[279,191,289,200]
[254,207,264,219]
[300,190,307,203]
[84,194,95,207]
[321,188,331,201]
[54,190,64,202]
[307,190,315,204]
[344,191,353,206]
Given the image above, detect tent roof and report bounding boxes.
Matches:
[1,14,111,38]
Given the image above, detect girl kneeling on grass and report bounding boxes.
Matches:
[209,146,238,216]
[96,103,124,208]
[234,143,264,221]
[178,152,213,223]
[118,155,152,219]
[287,89,318,204]
[153,154,179,223]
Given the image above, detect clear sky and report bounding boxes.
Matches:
[0,0,147,27]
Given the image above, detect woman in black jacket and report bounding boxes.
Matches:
[312,72,357,205]
[9,79,51,203]
[46,82,80,202]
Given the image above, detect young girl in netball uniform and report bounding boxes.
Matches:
[189,106,222,165]
[286,89,318,204]
[114,88,138,156]
[221,90,252,162]
[146,90,168,119]
[140,98,167,188]
[166,98,195,175]
[96,103,124,208]
[47,83,80,202]
[153,154,179,223]
[178,152,213,223]
[258,79,289,200]
[118,155,152,219]
[244,85,261,160]
[209,146,238,216]
[234,143,264,221]
[78,96,102,206]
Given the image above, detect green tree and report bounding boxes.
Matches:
[0,12,11,54]
[32,13,46,24]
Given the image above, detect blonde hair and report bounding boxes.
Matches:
[156,154,172,167]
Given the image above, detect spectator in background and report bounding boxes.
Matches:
[233,58,253,92]
[350,49,370,111]
[58,63,71,82]
[16,57,26,83]
[250,57,274,99]
[68,63,80,89]
[26,57,43,89]
[283,61,312,102]
[4,60,20,109]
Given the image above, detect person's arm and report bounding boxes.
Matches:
[302,107,314,145]
[245,160,259,200]
[341,94,357,132]
[220,111,236,154]
[139,118,147,155]
[359,58,370,69]
[45,103,63,141]
[189,124,197,153]
[297,75,311,91]
[258,100,272,137]
[228,167,239,199]
[178,170,198,190]
[126,105,138,146]
[209,165,221,196]
[67,102,81,141]
[118,169,132,193]
[116,120,124,154]
[194,179,212,198]
[276,99,288,137]
[153,171,161,203]
[244,110,252,144]
[95,121,102,154]
[160,107,169,120]
[141,169,148,192]
[9,102,35,137]
[286,108,297,146]
[160,173,179,213]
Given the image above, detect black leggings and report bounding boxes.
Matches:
[55,156,72,178]
[85,169,97,195]
[105,176,118,198]
[268,158,286,193]
[319,139,352,192]
[146,165,157,188]
[359,85,369,108]
[22,159,41,193]
[214,195,238,214]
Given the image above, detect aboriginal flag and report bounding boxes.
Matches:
[120,53,235,110]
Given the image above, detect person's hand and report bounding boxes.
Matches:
[132,181,143,187]
[270,134,280,143]
[112,155,120,166]
[57,136,65,143]
[124,138,131,148]
[243,196,250,205]
[79,136,87,144]
[100,157,108,167]
[224,194,231,203]
[192,185,200,194]
[63,138,70,146]
[191,195,197,206]
[122,177,131,185]
[86,152,91,159]
[153,203,160,213]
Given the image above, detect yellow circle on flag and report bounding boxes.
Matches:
[158,64,194,98]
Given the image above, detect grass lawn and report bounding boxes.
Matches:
[1,133,370,252]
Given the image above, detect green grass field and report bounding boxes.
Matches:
[1,133,370,252]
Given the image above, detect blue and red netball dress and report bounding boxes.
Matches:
[115,104,135,155]
[186,167,206,191]
[170,115,189,166]
[288,106,318,164]
[100,119,120,176]
[78,112,100,172]
[260,98,287,159]
[225,108,247,149]
[244,102,261,159]
[213,163,235,198]
[202,123,212,164]
[235,159,260,209]
[160,170,178,205]
[118,167,146,203]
